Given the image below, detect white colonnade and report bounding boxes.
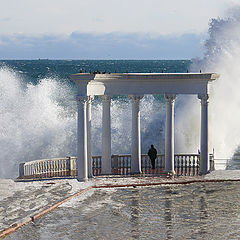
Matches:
[71,73,219,181]
[129,95,143,174]
[199,94,209,174]
[101,95,112,174]
[76,96,89,181]
[164,94,176,175]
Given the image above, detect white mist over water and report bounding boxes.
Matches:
[0,68,77,178]
[0,68,166,178]
[189,7,240,160]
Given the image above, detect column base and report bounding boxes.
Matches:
[199,170,210,176]
[77,177,88,182]
[100,172,112,176]
[130,170,142,175]
[101,169,112,175]
[164,170,175,177]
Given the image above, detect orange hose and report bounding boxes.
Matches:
[1,178,240,238]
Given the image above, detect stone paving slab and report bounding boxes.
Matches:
[1,170,240,238]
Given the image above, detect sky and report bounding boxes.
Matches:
[0,0,237,59]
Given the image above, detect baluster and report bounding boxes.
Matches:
[52,160,55,177]
[36,162,39,177]
[180,156,183,175]
[92,157,95,176]
[31,164,33,177]
[122,156,124,175]
[63,159,65,176]
[175,156,178,175]
[124,156,126,175]
[47,161,50,177]
[43,162,46,178]
[56,160,58,177]
[92,158,94,176]
[61,159,63,176]
[174,155,177,174]
[93,157,96,176]
[117,156,120,174]
[185,156,187,176]
[59,160,61,177]
[36,163,38,177]
[184,156,187,175]
[119,156,122,175]
[34,163,36,177]
[63,160,65,177]
[46,161,48,177]
[45,161,48,177]
[197,155,200,175]
[65,159,67,176]
[189,156,191,176]
[49,161,51,177]
[51,161,54,177]
[193,156,196,176]
[41,162,43,177]
[45,161,47,177]
[128,155,131,174]
[58,159,60,177]
[53,160,55,177]
[98,157,100,175]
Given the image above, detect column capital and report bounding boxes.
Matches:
[198,94,209,100]
[76,96,93,104]
[100,95,111,102]
[198,94,209,105]
[164,94,176,102]
[128,95,144,101]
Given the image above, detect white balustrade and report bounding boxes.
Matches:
[18,153,204,179]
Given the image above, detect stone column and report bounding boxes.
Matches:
[198,94,209,174]
[129,95,143,174]
[87,96,94,178]
[164,94,176,175]
[101,95,112,174]
[76,96,89,181]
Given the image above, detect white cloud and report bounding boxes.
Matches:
[0,32,204,59]
[0,0,230,35]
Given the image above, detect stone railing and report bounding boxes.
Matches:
[19,157,77,179]
[18,153,204,179]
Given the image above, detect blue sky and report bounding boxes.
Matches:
[0,0,236,59]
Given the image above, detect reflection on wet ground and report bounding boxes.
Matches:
[5,182,240,240]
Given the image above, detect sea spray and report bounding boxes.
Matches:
[190,8,240,160]
[87,95,166,156]
[0,67,77,178]
[0,67,168,178]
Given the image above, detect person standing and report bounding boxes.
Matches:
[148,145,157,169]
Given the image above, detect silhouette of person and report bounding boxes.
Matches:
[148,144,157,169]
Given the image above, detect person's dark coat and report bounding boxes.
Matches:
[148,145,157,169]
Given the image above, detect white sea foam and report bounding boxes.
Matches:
[188,7,240,160]
[0,67,166,178]
[0,68,77,178]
